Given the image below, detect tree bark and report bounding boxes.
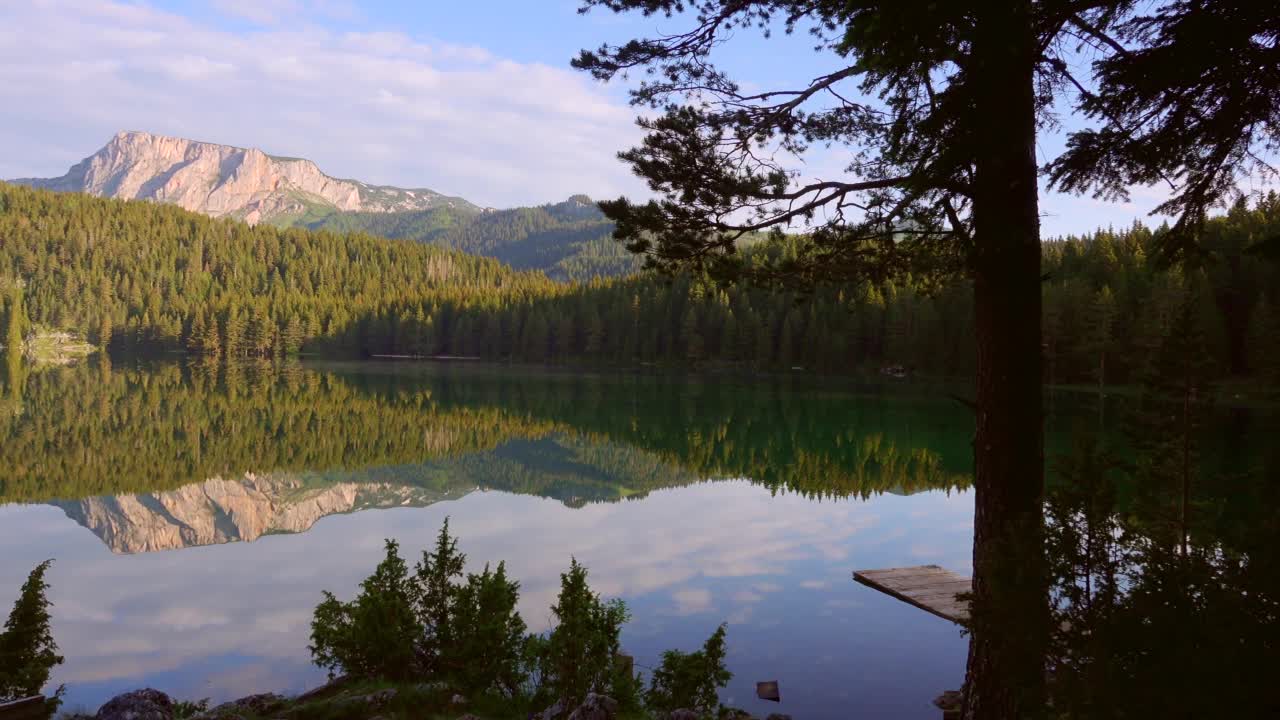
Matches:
[961,1,1050,718]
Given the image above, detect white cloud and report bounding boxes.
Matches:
[0,0,647,208]
[211,0,360,26]
[669,588,714,616]
[212,0,301,25]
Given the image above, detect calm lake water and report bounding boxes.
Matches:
[0,360,1274,718]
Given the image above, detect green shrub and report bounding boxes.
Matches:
[310,521,533,700]
[539,558,631,706]
[413,518,466,675]
[172,698,210,719]
[309,539,422,680]
[309,526,732,714]
[645,624,731,718]
[450,561,529,695]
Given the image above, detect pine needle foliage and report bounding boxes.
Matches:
[0,560,64,711]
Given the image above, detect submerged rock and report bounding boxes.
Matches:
[95,688,174,720]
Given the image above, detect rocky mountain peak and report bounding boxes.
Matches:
[9,130,477,224]
[53,472,471,554]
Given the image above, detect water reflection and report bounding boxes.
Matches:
[2,484,975,719]
[1042,431,1280,718]
[0,359,972,505]
[0,360,1275,718]
[0,360,975,718]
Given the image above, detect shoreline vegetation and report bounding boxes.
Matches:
[0,183,1277,392]
[7,523,769,720]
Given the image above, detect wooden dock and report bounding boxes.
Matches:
[0,696,48,720]
[852,565,971,624]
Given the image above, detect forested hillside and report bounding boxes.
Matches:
[0,182,559,358]
[338,197,1280,385]
[1,182,1277,386]
[292,195,639,281]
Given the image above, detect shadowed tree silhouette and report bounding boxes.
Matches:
[0,560,64,713]
[571,1,1279,716]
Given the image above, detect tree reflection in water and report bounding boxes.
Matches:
[1040,303,1279,718]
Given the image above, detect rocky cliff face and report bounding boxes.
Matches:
[55,472,472,554]
[10,131,476,224]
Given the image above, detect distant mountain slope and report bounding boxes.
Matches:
[9,130,477,224]
[10,131,635,279]
[292,194,641,281]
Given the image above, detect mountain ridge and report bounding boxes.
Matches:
[9,130,635,279]
[9,130,479,224]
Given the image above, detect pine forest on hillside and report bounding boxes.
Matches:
[1,183,1278,388]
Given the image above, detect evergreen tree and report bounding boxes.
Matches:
[1130,285,1216,558]
[309,540,420,681]
[0,560,64,709]
[198,312,221,357]
[583,307,604,355]
[414,518,466,675]
[1247,298,1280,385]
[3,285,25,354]
[542,558,629,706]
[187,314,208,355]
[222,310,247,359]
[449,561,528,695]
[680,306,703,361]
[1087,286,1118,388]
[645,624,731,719]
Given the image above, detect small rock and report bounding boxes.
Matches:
[194,693,286,719]
[332,687,398,713]
[721,710,756,720]
[450,693,467,706]
[933,690,963,710]
[96,689,174,720]
[535,699,567,720]
[566,693,618,720]
[755,681,781,702]
[294,675,350,704]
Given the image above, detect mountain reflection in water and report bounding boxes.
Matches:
[0,359,1275,718]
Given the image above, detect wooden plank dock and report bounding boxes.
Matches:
[852,565,971,624]
[0,696,48,720]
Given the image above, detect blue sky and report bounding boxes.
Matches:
[0,0,1171,235]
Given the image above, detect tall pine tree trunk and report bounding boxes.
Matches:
[962,1,1049,717]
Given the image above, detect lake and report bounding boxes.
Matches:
[0,359,1275,718]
